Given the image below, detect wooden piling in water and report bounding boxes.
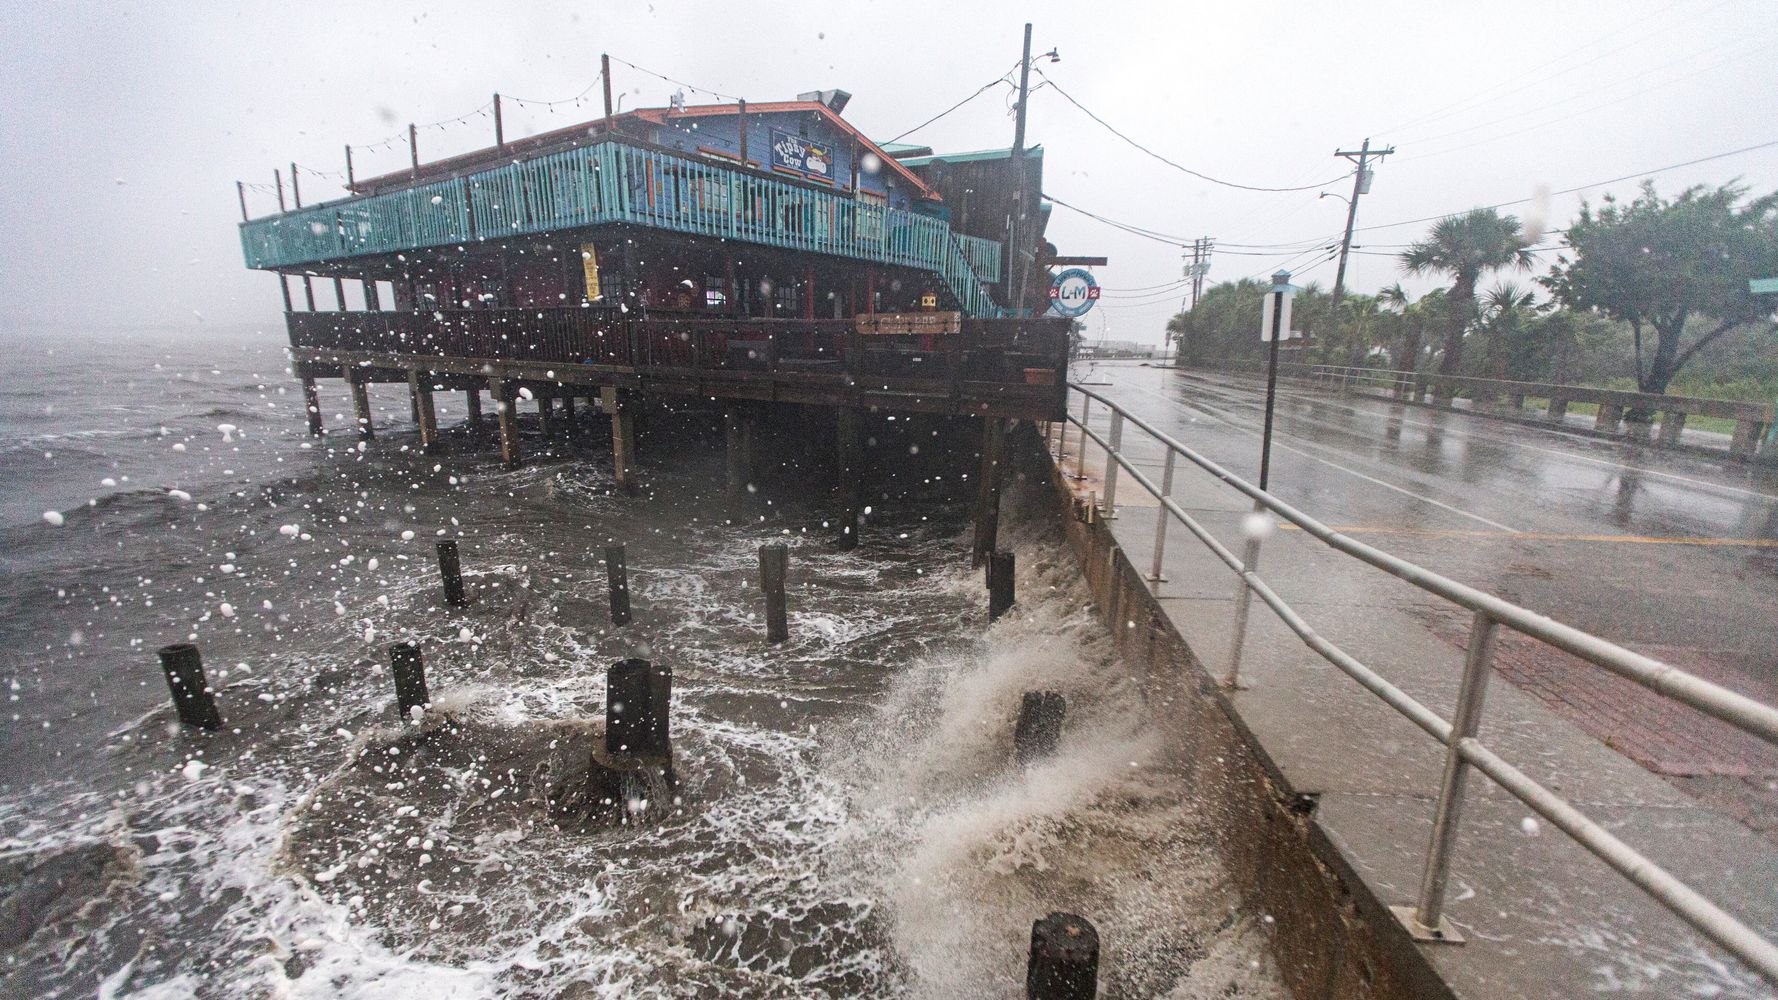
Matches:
[602,386,637,492]
[408,371,442,454]
[559,393,577,438]
[156,643,222,730]
[465,389,483,436]
[988,549,1016,621]
[973,417,1008,566]
[604,543,631,626]
[758,542,790,643]
[436,539,468,608]
[836,407,861,550]
[724,404,752,500]
[538,393,557,439]
[344,365,374,440]
[491,379,522,468]
[1013,691,1065,764]
[1027,912,1098,999]
[389,642,431,719]
[301,376,324,437]
[606,658,671,756]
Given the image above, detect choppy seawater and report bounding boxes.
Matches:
[0,325,1283,998]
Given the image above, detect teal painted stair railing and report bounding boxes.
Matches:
[240,140,1007,317]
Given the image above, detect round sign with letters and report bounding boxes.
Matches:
[1048,268,1101,318]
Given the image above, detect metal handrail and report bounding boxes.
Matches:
[1058,379,1778,984]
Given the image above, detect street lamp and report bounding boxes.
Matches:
[1258,270,1297,491]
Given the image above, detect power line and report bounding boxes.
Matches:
[1043,192,1336,251]
[1351,136,1778,235]
[884,66,1022,144]
[1033,68,1351,193]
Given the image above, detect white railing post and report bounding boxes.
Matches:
[1074,396,1092,481]
[1223,501,1266,688]
[1398,611,1499,941]
[1148,448,1176,583]
[1102,411,1124,518]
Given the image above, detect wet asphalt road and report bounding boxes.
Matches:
[1070,361,1778,812]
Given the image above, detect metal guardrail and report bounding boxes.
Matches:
[1055,380,1778,984]
[1293,363,1775,459]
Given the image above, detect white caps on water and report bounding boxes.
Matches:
[42,510,65,526]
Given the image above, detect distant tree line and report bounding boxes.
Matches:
[1168,182,1778,415]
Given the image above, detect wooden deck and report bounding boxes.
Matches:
[287,309,1068,421]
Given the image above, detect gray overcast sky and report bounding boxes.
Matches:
[3,0,1776,344]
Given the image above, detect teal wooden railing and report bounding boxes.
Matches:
[240,141,1007,317]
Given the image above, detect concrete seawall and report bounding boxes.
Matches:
[1019,423,1778,999]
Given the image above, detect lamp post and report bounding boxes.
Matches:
[1259,270,1296,491]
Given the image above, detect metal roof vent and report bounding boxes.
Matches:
[797,89,852,114]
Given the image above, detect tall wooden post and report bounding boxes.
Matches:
[560,393,577,438]
[409,123,420,176]
[157,643,222,730]
[465,388,483,436]
[758,543,790,643]
[278,273,294,312]
[363,277,381,311]
[333,277,347,311]
[491,378,522,468]
[274,168,286,211]
[602,386,637,492]
[493,92,505,149]
[724,404,752,500]
[289,162,302,208]
[836,406,862,550]
[302,276,317,311]
[737,99,748,164]
[1027,912,1098,999]
[538,393,557,439]
[344,144,355,188]
[344,364,374,440]
[973,417,1008,566]
[604,544,632,626]
[409,370,441,454]
[236,181,249,222]
[301,376,324,436]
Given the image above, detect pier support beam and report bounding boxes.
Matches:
[465,389,483,436]
[602,386,637,493]
[301,376,324,437]
[408,371,442,454]
[973,417,1009,566]
[835,406,862,550]
[724,404,756,500]
[343,365,374,440]
[559,393,577,438]
[491,378,522,468]
[538,394,557,440]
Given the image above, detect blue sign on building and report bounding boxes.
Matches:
[769,128,833,179]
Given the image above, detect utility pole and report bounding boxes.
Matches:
[1007,22,1034,315]
[1328,138,1394,312]
[1189,236,1214,308]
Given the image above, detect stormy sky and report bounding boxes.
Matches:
[2,0,1775,345]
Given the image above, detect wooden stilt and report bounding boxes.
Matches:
[465,389,483,436]
[602,386,637,492]
[724,404,749,500]
[560,393,577,438]
[409,370,442,454]
[491,378,522,468]
[344,365,374,440]
[972,417,1008,566]
[538,393,557,440]
[836,406,861,550]
[301,376,324,437]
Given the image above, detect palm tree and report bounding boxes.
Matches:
[1399,209,1535,396]
[1477,283,1536,381]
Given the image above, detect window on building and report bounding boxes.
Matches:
[773,279,798,315]
[705,275,729,310]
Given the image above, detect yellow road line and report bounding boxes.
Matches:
[1281,524,1778,548]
